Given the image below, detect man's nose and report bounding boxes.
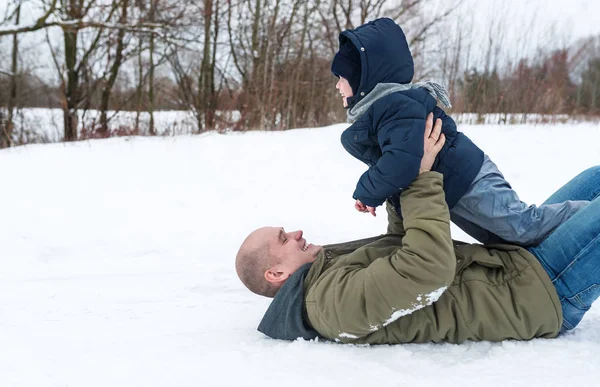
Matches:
[291,230,303,240]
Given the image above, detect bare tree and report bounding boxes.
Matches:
[1,1,21,148]
[227,0,305,130]
[41,0,127,141]
[1,0,183,140]
[146,0,158,134]
[169,0,223,133]
[98,0,130,137]
[134,31,145,133]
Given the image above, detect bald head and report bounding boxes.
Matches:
[235,228,282,298]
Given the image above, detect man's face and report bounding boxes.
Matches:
[335,76,354,107]
[252,227,322,283]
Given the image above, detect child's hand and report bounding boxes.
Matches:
[355,200,377,217]
[355,199,368,213]
[366,205,376,217]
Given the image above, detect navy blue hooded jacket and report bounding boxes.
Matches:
[338,18,484,209]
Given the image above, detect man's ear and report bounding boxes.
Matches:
[264,266,290,284]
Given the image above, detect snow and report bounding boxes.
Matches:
[7,108,241,143]
[383,287,448,327]
[5,107,589,146]
[1,121,600,386]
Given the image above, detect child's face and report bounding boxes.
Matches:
[335,77,354,108]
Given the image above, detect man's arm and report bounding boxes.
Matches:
[306,172,455,342]
[385,199,405,235]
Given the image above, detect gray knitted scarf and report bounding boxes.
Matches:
[347,81,452,123]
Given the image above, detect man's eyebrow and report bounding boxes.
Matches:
[278,228,284,241]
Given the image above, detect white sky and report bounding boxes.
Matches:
[444,0,600,69]
[466,0,600,41]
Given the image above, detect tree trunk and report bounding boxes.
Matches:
[148,0,157,135]
[63,25,79,141]
[248,0,262,130]
[209,0,220,131]
[134,36,144,133]
[2,3,20,148]
[99,0,129,137]
[199,0,213,132]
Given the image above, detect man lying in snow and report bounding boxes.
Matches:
[235,115,600,344]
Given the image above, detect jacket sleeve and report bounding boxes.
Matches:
[353,99,425,208]
[386,199,405,236]
[307,172,455,342]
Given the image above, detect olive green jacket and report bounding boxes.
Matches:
[303,172,562,344]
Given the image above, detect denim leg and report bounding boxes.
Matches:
[541,166,600,205]
[451,155,589,246]
[528,196,600,332]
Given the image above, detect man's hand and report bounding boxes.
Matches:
[355,199,377,217]
[420,113,446,174]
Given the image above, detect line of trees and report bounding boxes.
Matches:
[0,0,599,148]
[458,48,600,116]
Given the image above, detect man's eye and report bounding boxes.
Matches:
[282,237,288,244]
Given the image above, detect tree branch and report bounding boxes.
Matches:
[0,18,169,37]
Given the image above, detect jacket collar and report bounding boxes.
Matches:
[257,263,321,341]
[257,235,387,341]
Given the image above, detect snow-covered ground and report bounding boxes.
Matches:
[6,108,241,143]
[6,107,596,145]
[1,122,599,387]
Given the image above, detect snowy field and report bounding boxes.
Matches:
[6,107,594,145]
[7,108,239,143]
[1,121,600,387]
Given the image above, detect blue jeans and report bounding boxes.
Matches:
[527,166,600,333]
[451,155,589,246]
